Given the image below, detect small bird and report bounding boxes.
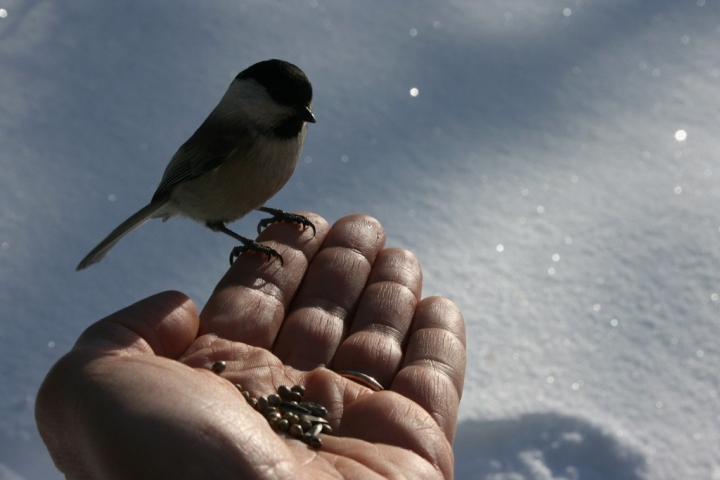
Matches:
[76,59,316,271]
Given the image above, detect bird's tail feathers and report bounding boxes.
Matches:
[76,199,170,270]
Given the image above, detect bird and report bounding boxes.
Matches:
[76,59,316,271]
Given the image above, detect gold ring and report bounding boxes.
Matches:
[337,370,384,392]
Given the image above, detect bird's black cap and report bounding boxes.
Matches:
[237,59,313,109]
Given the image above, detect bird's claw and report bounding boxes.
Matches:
[229,242,284,266]
[257,211,316,236]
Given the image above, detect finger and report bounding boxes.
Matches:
[391,297,466,443]
[331,248,422,388]
[199,212,329,348]
[75,290,199,358]
[272,215,386,370]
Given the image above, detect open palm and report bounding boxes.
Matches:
[37,214,466,479]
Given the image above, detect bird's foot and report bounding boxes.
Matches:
[256,207,316,236]
[229,240,284,266]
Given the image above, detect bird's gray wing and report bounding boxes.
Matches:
[151,114,255,202]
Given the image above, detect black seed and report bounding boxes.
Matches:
[279,401,311,415]
[267,394,281,407]
[263,407,278,417]
[299,402,328,417]
[266,411,282,423]
[299,414,329,425]
[306,436,322,448]
[282,412,299,424]
[303,423,323,440]
[289,424,304,438]
[278,385,292,399]
[257,396,269,411]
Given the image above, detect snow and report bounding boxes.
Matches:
[1,1,719,478]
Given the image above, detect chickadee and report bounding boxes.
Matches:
[77,59,316,271]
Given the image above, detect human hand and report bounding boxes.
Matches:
[36,214,466,479]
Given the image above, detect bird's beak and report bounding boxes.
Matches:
[298,106,316,123]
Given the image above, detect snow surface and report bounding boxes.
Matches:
[1,1,719,478]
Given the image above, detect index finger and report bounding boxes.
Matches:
[198,212,329,348]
